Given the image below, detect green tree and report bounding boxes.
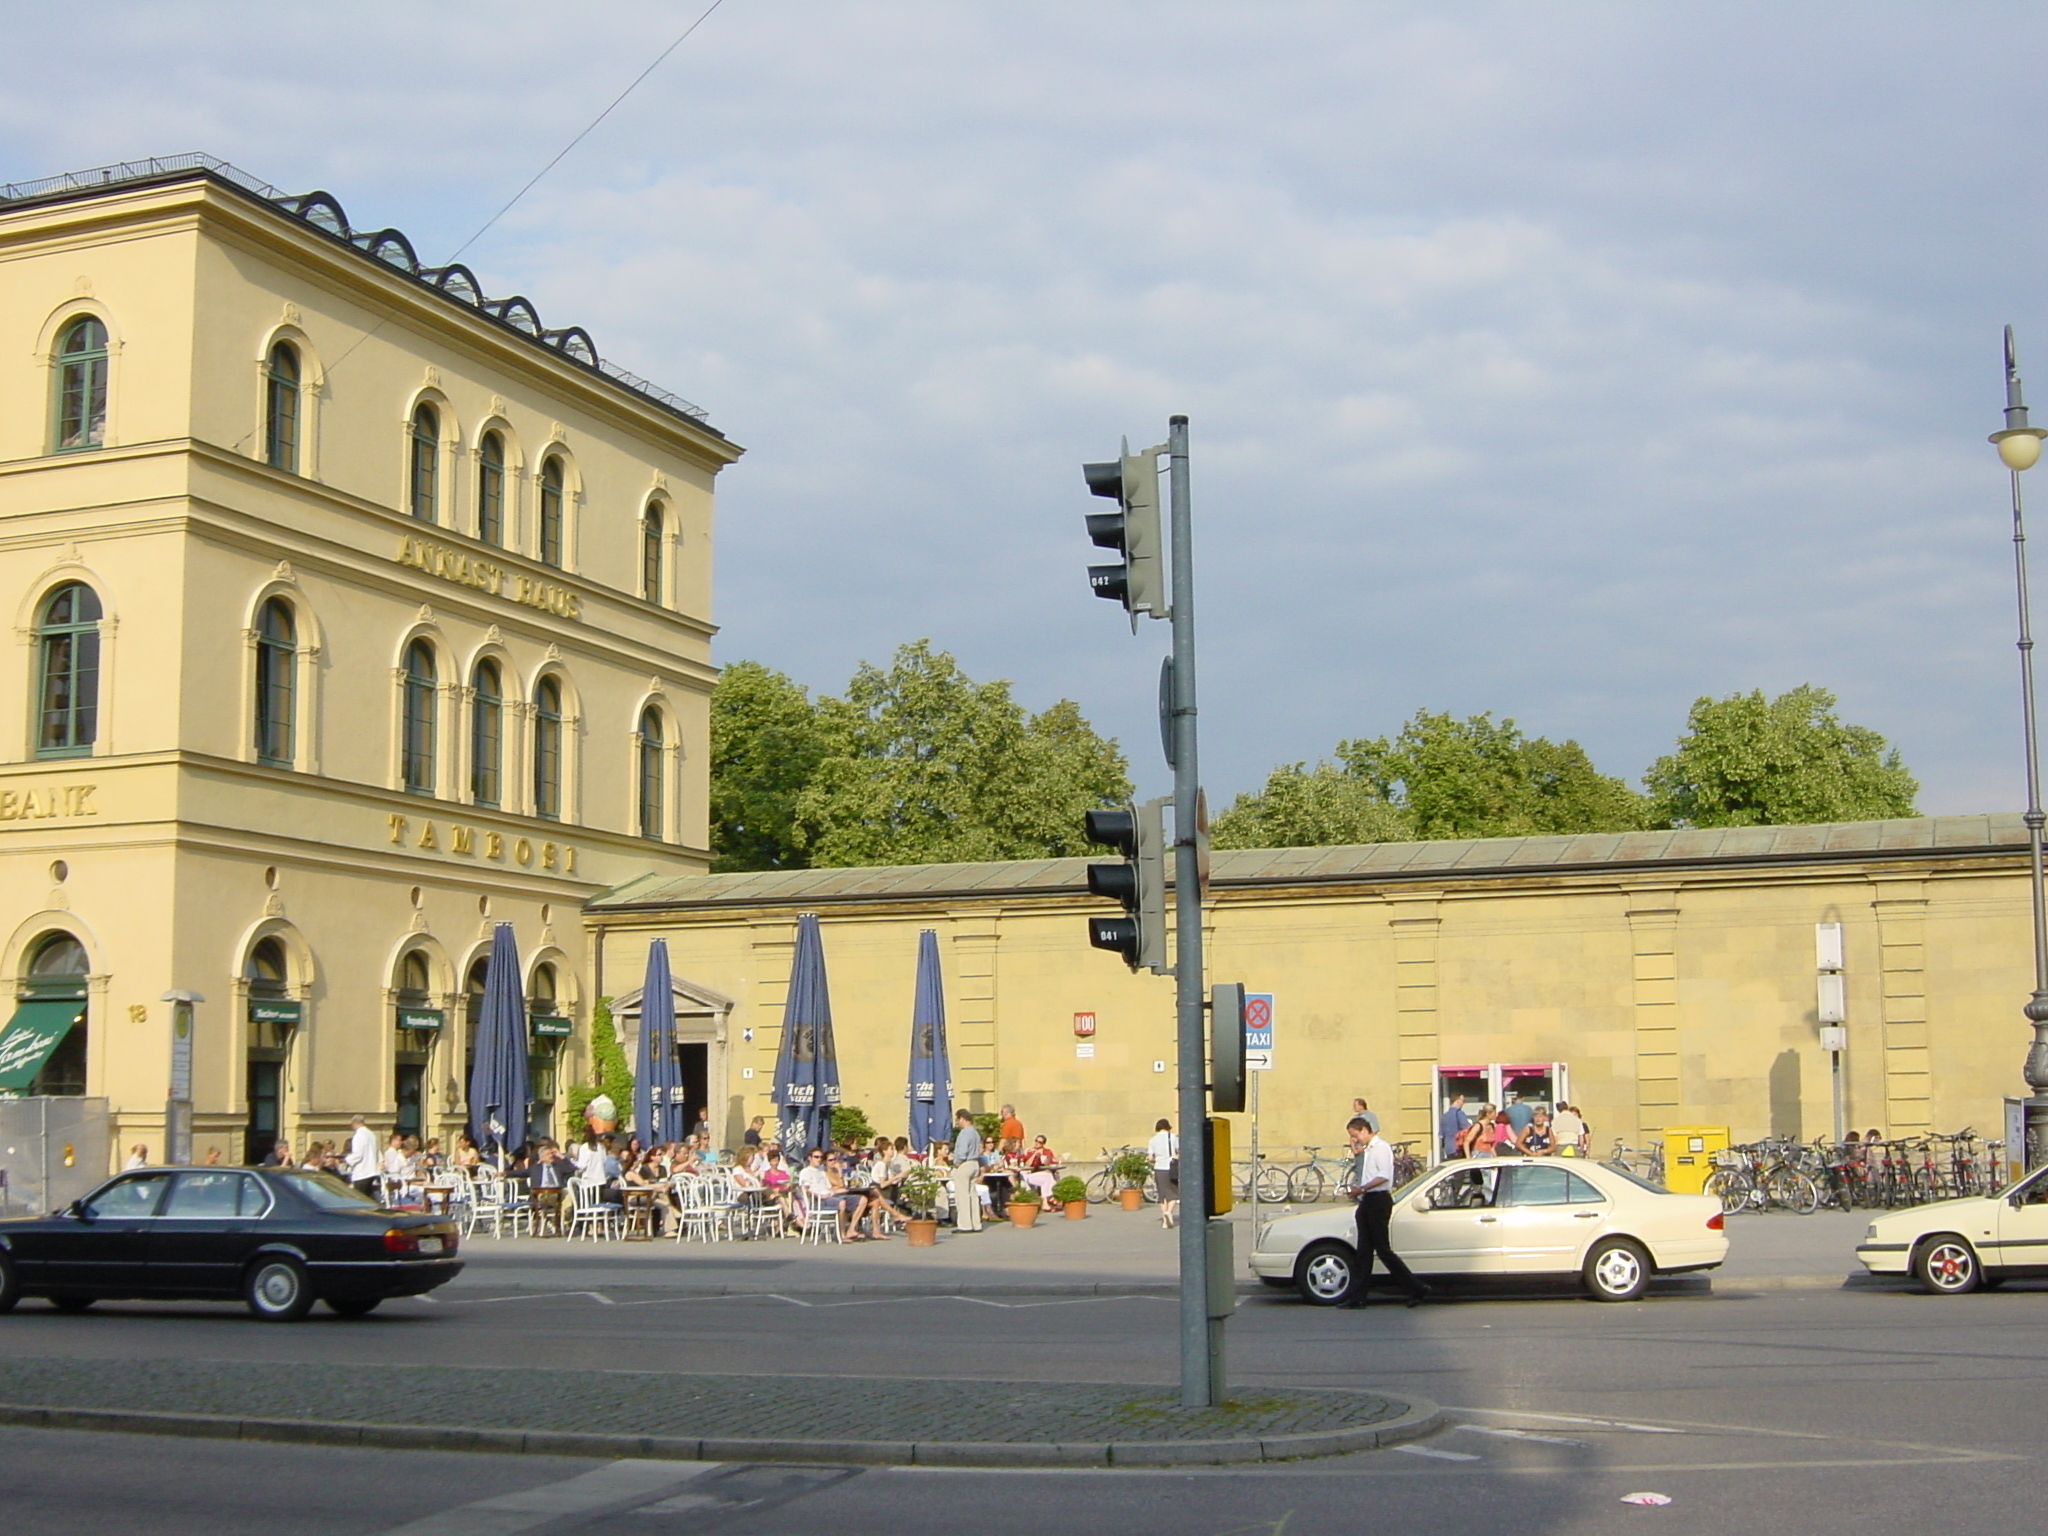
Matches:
[566,996,634,1133]
[793,641,1132,867]
[1213,761,1412,849]
[1644,684,1918,828]
[710,661,830,872]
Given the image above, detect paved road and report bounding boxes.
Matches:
[1,1278,2044,1534]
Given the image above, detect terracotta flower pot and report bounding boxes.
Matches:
[1007,1202,1041,1228]
[1062,1199,1087,1219]
[1117,1188,1145,1211]
[905,1218,940,1247]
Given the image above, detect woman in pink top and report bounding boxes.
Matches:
[1491,1113,1524,1156]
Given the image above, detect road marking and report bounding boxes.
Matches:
[369,1460,719,1535]
[1446,1407,1684,1435]
[447,1290,1176,1312]
[1453,1425,1589,1447]
[1392,1445,1482,1462]
[460,1290,618,1306]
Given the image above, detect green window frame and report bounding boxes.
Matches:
[402,640,438,795]
[637,707,664,840]
[264,341,300,472]
[477,430,505,545]
[409,402,440,523]
[253,598,296,767]
[537,456,564,567]
[533,676,562,820]
[470,660,502,808]
[642,502,664,603]
[35,583,102,759]
[53,316,108,452]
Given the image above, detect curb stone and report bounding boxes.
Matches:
[0,1396,1442,1469]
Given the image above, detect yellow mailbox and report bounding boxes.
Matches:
[1661,1125,1730,1194]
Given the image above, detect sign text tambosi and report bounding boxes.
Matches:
[389,814,578,875]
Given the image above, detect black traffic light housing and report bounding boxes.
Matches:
[1083,442,1165,630]
[1083,796,1168,973]
[1209,982,1246,1113]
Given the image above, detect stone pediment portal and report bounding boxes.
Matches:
[608,977,733,1048]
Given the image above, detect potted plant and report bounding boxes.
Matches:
[1111,1149,1153,1211]
[899,1164,943,1247]
[1053,1175,1089,1218]
[1006,1182,1042,1228]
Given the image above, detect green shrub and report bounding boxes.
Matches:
[972,1111,1001,1145]
[567,997,633,1133]
[1008,1181,1042,1203]
[898,1165,943,1219]
[1051,1175,1088,1205]
[1111,1149,1153,1188]
[831,1104,877,1148]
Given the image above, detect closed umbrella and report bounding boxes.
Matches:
[635,939,683,1144]
[906,928,952,1154]
[468,923,529,1169]
[771,912,841,1155]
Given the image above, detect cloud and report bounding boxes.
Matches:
[4,1,2042,814]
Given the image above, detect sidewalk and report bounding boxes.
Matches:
[0,1356,1436,1468]
[444,1202,1876,1296]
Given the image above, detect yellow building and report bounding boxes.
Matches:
[588,815,2038,1161]
[0,155,737,1165]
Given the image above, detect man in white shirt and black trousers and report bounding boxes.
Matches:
[1342,1115,1430,1308]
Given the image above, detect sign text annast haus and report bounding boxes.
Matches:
[395,535,584,621]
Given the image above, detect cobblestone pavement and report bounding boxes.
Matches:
[0,1355,1408,1447]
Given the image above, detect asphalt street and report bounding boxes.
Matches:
[1,1277,2044,1534]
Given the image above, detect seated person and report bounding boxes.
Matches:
[1020,1135,1060,1203]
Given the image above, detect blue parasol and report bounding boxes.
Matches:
[467,923,529,1165]
[635,939,684,1144]
[771,912,841,1155]
[906,928,953,1153]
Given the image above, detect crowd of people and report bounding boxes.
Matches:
[1436,1093,1590,1160]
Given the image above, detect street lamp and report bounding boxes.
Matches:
[1991,325,2048,1169]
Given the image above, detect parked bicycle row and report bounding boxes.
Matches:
[1705,1128,2009,1214]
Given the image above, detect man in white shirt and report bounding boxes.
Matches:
[343,1116,380,1197]
[1345,1116,1429,1308]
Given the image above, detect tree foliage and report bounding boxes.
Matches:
[1216,710,1647,848]
[710,661,830,873]
[1644,685,1918,828]
[567,996,633,1134]
[709,642,1132,871]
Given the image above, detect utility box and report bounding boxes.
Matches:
[1661,1125,1730,1194]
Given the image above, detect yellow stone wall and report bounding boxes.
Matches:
[591,846,2036,1162]
[0,167,736,1166]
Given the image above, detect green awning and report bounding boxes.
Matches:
[0,998,85,1092]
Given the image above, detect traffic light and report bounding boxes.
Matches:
[1209,982,1246,1113]
[1083,796,1167,973]
[1083,441,1165,628]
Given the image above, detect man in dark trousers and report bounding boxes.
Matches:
[1342,1115,1429,1308]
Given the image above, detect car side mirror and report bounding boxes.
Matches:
[65,1200,91,1221]
[2011,1193,2027,1210]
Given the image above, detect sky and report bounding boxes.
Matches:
[6,2,2045,814]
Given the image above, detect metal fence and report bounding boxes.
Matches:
[0,1098,110,1216]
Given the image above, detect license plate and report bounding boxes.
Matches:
[418,1236,444,1254]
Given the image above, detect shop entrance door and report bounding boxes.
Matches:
[244,1059,282,1166]
[677,1042,709,1138]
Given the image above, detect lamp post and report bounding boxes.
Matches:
[1991,325,2048,1170]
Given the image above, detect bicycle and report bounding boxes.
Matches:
[1084,1145,1158,1205]
[1281,1145,1353,1203]
[1232,1150,1291,1204]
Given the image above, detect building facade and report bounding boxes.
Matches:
[588,816,2039,1163]
[0,156,737,1164]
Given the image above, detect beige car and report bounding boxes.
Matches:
[1248,1157,1727,1303]
[1855,1166,2048,1293]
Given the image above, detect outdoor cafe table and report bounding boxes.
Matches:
[619,1185,658,1240]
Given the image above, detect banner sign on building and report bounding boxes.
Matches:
[397,1008,444,1032]
[248,1000,302,1026]
[530,1015,572,1038]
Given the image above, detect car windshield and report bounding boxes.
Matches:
[1596,1161,1665,1194]
[272,1170,381,1211]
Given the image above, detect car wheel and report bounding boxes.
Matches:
[244,1257,314,1322]
[0,1253,17,1314]
[48,1294,95,1313]
[1295,1239,1356,1306]
[1913,1235,1981,1296]
[325,1297,381,1317]
[1584,1238,1651,1302]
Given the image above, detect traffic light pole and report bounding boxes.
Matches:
[1164,414,1221,1408]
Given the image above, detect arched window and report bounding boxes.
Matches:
[463,954,489,1092]
[470,660,502,808]
[533,676,562,820]
[410,402,440,523]
[642,503,664,604]
[402,640,437,795]
[264,341,300,472]
[22,932,89,1097]
[36,583,102,758]
[477,430,505,546]
[638,708,665,840]
[537,457,564,567]
[53,316,108,451]
[398,950,432,1005]
[531,963,558,1014]
[245,938,290,1000]
[253,598,296,767]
